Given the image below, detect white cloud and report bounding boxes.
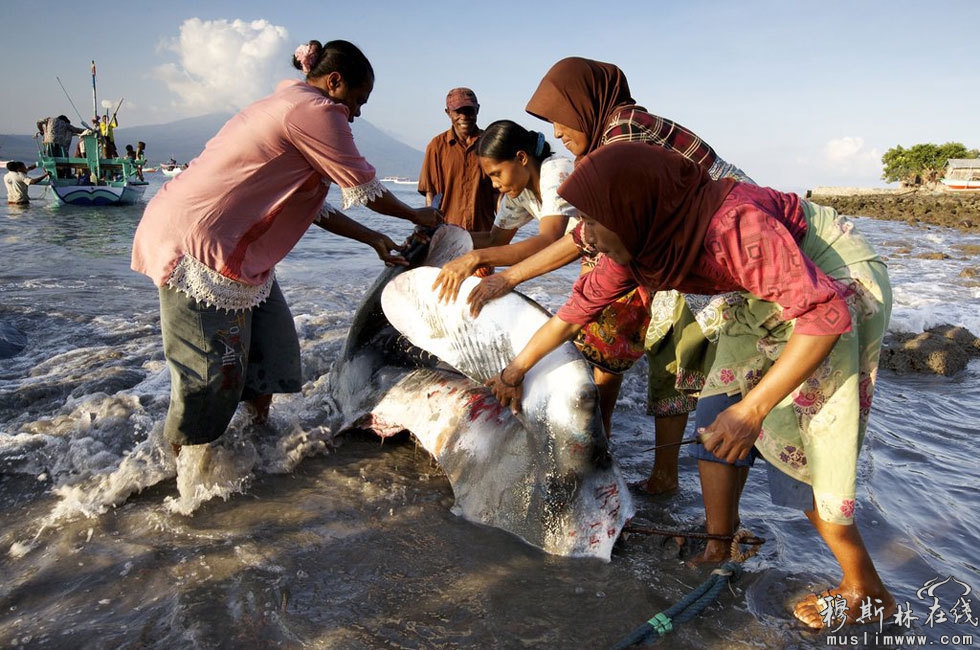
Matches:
[821,136,881,176]
[154,18,290,114]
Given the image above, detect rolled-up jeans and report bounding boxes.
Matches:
[159,280,302,445]
[692,393,814,510]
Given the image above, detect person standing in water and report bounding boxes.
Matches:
[487,142,895,630]
[4,161,49,205]
[131,39,442,455]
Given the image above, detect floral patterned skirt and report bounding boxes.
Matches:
[699,202,891,525]
[643,290,746,417]
[575,286,650,374]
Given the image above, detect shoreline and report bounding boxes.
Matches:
[806,186,980,232]
[806,187,979,375]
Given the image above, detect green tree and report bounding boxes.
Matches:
[881,142,979,185]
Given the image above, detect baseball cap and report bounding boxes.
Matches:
[446,87,479,111]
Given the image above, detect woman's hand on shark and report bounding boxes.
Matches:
[372,234,409,267]
[432,252,479,303]
[488,366,524,414]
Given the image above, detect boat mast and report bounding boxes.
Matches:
[89,60,102,179]
[91,60,97,123]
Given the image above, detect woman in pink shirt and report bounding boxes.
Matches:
[132,39,441,453]
[487,142,894,630]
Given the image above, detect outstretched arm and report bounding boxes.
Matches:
[476,215,568,268]
[466,231,581,316]
[433,215,568,304]
[315,205,408,266]
[366,188,443,228]
[487,315,583,413]
[28,167,50,185]
[469,225,517,249]
[488,256,636,411]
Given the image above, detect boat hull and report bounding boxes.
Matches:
[941,179,980,191]
[51,182,147,206]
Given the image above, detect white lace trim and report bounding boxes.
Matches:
[340,177,385,210]
[166,255,275,312]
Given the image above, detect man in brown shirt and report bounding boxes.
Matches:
[418,88,497,232]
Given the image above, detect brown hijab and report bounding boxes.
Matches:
[558,142,736,290]
[525,57,635,156]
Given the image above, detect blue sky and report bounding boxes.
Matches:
[2,0,977,192]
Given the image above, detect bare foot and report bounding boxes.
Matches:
[793,586,896,630]
[639,468,678,495]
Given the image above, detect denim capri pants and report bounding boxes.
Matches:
[159,280,302,446]
[691,393,814,511]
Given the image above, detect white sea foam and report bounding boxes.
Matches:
[849,216,980,335]
[161,399,336,516]
[8,541,35,559]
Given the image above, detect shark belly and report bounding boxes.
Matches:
[328,226,634,560]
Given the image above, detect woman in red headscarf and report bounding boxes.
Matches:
[487,142,894,630]
[467,57,753,496]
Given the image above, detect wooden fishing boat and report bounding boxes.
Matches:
[37,132,148,206]
[36,60,147,206]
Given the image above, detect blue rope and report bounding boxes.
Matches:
[610,562,742,649]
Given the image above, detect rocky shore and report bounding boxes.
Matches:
[807,186,980,232]
[805,187,980,375]
[881,325,980,377]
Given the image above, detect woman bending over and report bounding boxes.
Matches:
[488,142,894,630]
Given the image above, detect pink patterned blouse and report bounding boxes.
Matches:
[131,80,382,310]
[557,183,853,336]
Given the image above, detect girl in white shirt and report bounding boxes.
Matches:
[432,120,577,302]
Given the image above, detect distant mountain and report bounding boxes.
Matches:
[0,135,37,164]
[2,113,424,179]
[349,119,426,179]
[114,114,228,168]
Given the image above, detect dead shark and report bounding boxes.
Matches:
[327,226,634,560]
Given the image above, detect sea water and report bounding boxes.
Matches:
[0,177,978,649]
